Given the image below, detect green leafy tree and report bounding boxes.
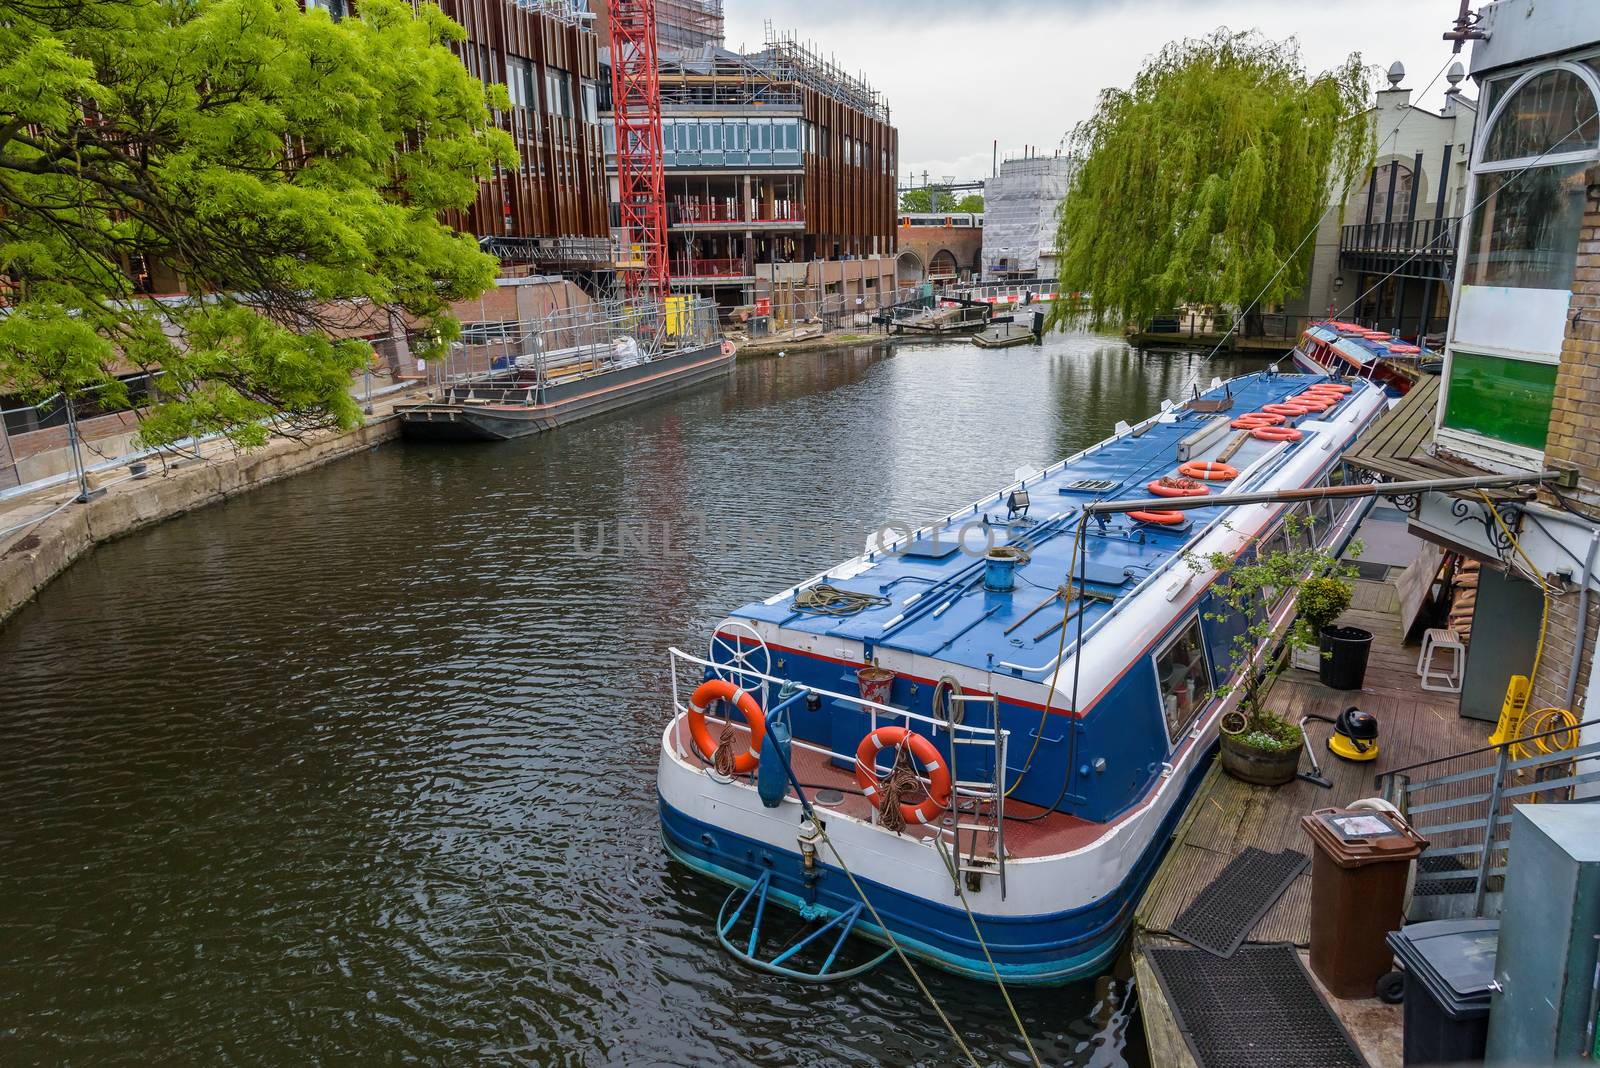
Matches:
[898,189,984,214]
[0,0,514,446]
[1055,30,1372,330]
[1188,513,1359,751]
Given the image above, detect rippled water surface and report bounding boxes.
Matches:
[0,333,1261,1065]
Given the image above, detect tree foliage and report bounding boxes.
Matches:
[898,189,983,214]
[1055,30,1372,329]
[0,0,514,446]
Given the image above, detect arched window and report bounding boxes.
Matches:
[1464,63,1600,292]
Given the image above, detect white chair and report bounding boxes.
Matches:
[1418,627,1465,693]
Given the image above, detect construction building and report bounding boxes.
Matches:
[595,17,899,319]
[980,155,1074,280]
[433,0,615,280]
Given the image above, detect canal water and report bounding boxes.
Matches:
[0,332,1262,1065]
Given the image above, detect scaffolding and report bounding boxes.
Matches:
[652,25,889,121]
[655,0,723,53]
[981,156,1074,279]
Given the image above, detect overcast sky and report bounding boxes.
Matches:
[722,1,1466,185]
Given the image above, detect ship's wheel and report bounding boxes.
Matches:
[709,619,772,702]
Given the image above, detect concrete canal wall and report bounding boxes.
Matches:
[0,415,401,626]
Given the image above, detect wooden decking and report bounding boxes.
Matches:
[1133,576,1491,1068]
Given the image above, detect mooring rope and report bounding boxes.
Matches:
[934,837,1044,1068]
[712,718,739,777]
[792,583,891,616]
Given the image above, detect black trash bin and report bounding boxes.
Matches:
[1386,918,1499,1066]
[1319,625,1373,689]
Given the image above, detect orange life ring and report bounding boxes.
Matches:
[1309,382,1352,394]
[1251,425,1304,443]
[1291,396,1331,412]
[1129,509,1186,525]
[855,726,952,826]
[1148,476,1210,498]
[1230,413,1285,429]
[688,678,766,774]
[1261,402,1309,417]
[1178,460,1239,481]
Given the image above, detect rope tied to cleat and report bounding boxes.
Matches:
[792,583,891,616]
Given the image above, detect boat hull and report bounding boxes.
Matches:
[657,722,1217,985]
[397,342,732,441]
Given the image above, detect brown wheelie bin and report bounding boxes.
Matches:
[1300,807,1429,998]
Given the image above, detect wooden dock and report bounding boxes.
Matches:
[1132,577,1489,1068]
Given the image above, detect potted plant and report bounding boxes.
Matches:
[1189,514,1360,786]
[1291,575,1352,671]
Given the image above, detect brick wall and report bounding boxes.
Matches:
[1527,165,1600,716]
[1543,165,1600,499]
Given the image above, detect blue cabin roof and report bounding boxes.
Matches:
[734,371,1351,678]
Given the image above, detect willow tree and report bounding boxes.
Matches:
[1055,30,1372,330]
[0,0,513,446]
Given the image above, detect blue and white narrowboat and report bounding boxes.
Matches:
[658,371,1387,985]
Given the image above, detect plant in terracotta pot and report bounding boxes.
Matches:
[1190,514,1360,786]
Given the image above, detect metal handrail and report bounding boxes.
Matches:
[667,644,1011,887]
[1374,715,1600,791]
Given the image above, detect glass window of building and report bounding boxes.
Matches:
[1446,61,1600,457]
[1155,618,1211,742]
[581,81,598,124]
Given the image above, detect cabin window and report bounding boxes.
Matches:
[1155,617,1212,742]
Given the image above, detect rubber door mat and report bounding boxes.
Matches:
[1169,846,1308,956]
[1146,943,1367,1068]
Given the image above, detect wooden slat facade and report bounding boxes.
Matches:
[802,89,897,257]
[437,0,610,248]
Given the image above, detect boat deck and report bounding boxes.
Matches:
[1132,576,1487,1068]
[668,715,1101,859]
[735,371,1381,680]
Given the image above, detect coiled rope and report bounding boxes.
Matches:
[712,717,739,777]
[792,583,891,616]
[872,742,922,834]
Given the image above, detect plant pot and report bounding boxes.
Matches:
[1319,625,1374,690]
[1291,645,1321,672]
[1220,730,1304,787]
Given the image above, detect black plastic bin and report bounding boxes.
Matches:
[1386,919,1499,1066]
[1319,625,1373,690]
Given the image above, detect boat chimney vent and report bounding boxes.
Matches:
[984,546,1025,592]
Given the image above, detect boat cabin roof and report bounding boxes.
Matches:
[1307,323,1433,367]
[734,372,1357,679]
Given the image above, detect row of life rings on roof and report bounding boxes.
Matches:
[1128,381,1353,527]
[685,678,953,825]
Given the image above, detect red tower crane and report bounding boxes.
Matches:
[608,0,669,300]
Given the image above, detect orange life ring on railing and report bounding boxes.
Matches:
[1262,402,1309,417]
[720,340,737,357]
[1178,460,1239,481]
[1251,425,1304,443]
[688,678,766,774]
[1129,509,1187,525]
[1148,476,1211,498]
[855,726,952,826]
[1230,413,1285,429]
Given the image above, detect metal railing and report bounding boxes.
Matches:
[666,645,1011,895]
[1340,215,1461,259]
[672,257,750,278]
[1378,716,1600,918]
[435,296,719,398]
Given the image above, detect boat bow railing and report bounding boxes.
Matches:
[668,646,1012,895]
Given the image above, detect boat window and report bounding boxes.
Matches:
[1259,524,1292,606]
[1155,617,1212,742]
